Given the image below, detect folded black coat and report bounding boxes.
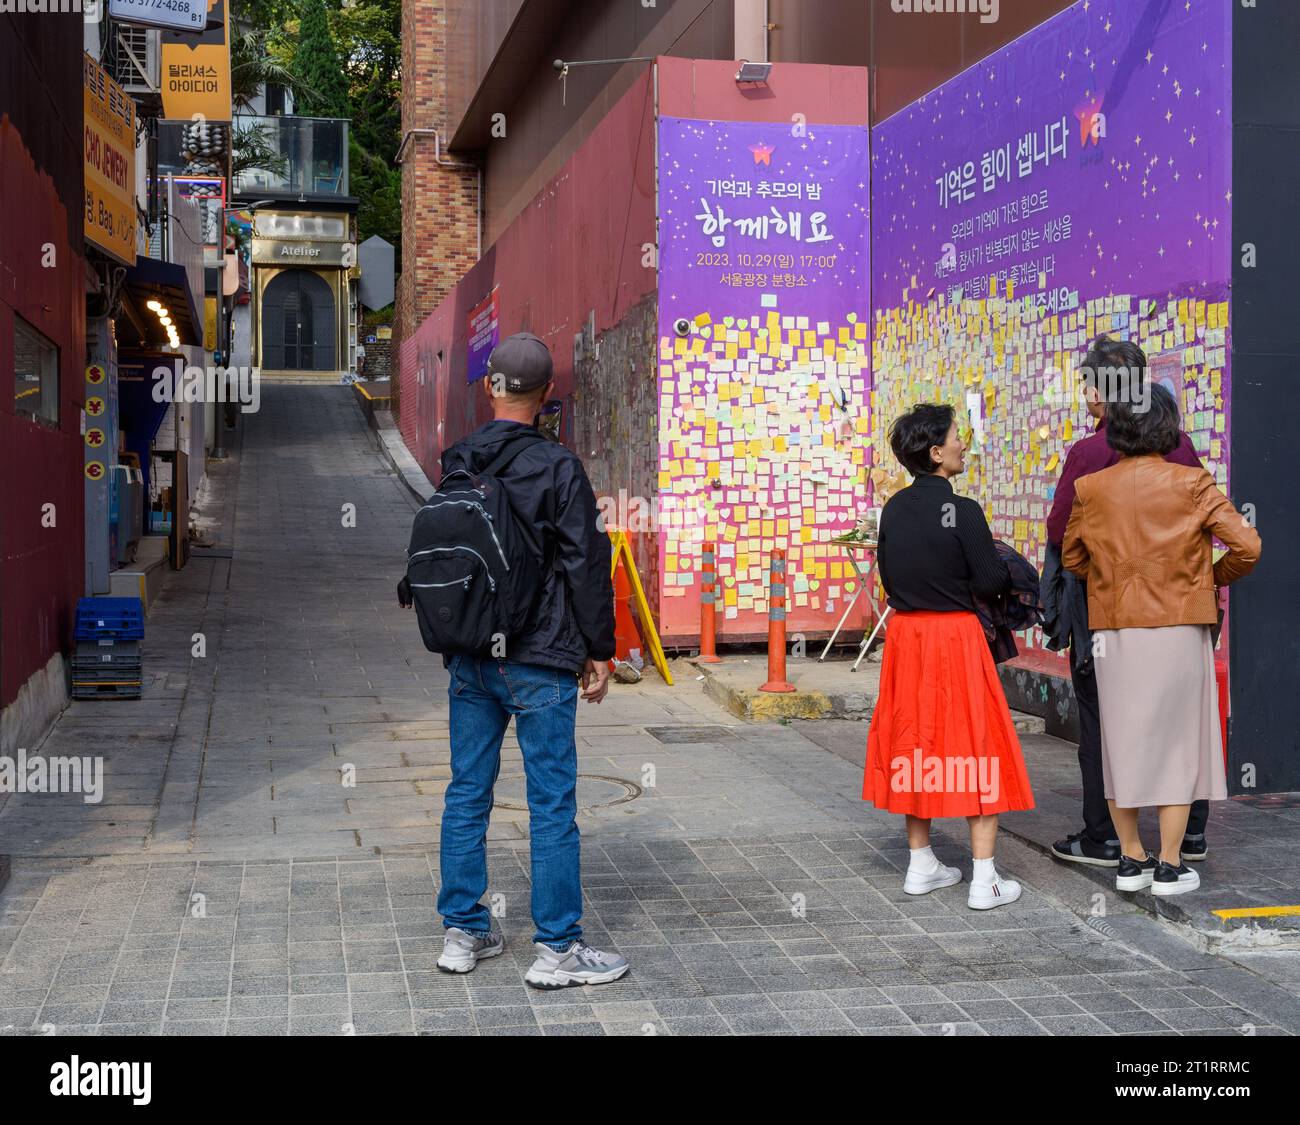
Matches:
[974,540,1045,664]
[1040,540,1094,674]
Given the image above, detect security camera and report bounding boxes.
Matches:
[673,317,693,337]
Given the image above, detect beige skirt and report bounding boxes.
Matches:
[1093,624,1227,808]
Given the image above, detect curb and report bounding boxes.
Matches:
[998,824,1300,953]
[689,657,1045,731]
[361,403,434,508]
[689,657,872,721]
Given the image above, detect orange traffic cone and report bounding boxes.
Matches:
[612,546,641,663]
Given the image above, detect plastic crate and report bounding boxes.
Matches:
[72,659,143,677]
[75,597,144,641]
[71,680,142,700]
[74,639,143,667]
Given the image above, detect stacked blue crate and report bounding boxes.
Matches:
[71,597,144,699]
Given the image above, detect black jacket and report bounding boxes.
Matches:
[1040,541,1094,674]
[439,420,615,673]
[973,541,1045,664]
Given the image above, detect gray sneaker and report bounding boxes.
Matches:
[437,927,505,974]
[524,940,630,989]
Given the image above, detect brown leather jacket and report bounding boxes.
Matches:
[1062,454,1261,630]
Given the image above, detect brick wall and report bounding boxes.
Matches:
[361,338,392,380]
[395,0,480,361]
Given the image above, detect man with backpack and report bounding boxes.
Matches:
[403,331,628,989]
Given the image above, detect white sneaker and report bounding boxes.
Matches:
[967,871,1022,910]
[437,927,505,973]
[903,862,963,895]
[524,941,630,989]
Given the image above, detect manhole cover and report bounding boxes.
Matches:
[492,773,642,812]
[645,725,738,744]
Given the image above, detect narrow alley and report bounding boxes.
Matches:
[1,386,1296,1037]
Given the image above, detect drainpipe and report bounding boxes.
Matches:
[396,128,483,259]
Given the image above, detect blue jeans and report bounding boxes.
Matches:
[438,654,583,950]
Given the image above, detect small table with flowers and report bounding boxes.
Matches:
[819,537,891,671]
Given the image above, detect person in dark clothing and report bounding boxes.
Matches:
[864,404,1035,912]
[428,332,629,989]
[438,429,614,675]
[1047,335,1211,869]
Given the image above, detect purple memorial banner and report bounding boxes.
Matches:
[654,116,872,638]
[869,0,1232,600]
[873,0,1231,309]
[658,117,870,322]
[466,287,499,383]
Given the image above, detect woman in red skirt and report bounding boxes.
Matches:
[863,404,1034,910]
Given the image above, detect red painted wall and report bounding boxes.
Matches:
[0,115,87,711]
[400,68,658,471]
[656,56,869,125]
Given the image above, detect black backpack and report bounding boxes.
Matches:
[401,432,547,655]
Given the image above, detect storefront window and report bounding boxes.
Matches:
[14,318,59,427]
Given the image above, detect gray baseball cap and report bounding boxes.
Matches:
[486,332,553,392]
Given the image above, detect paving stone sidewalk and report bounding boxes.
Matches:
[1,386,1297,1036]
[1,832,1295,1037]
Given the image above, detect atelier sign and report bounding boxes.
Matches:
[251,239,354,267]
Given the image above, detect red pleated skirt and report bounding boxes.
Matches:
[863,610,1035,818]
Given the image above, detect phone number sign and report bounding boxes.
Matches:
[108,0,207,33]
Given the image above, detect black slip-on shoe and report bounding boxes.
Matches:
[1116,852,1158,892]
[1181,834,1208,862]
[1051,832,1121,868]
[1152,860,1201,896]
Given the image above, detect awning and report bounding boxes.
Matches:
[115,257,203,350]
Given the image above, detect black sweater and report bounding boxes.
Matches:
[876,474,1010,614]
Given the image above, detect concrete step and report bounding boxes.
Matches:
[690,655,1047,732]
